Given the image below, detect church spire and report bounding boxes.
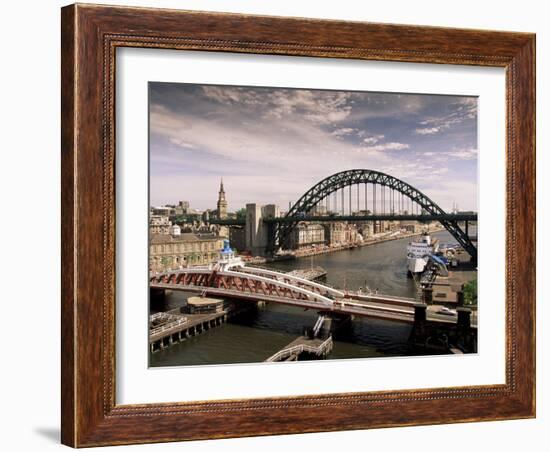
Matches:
[217,177,228,219]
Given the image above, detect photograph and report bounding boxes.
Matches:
[147,82,479,366]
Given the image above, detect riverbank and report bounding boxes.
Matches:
[291,227,445,259]
[240,227,445,264]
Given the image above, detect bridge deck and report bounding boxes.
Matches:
[263,213,478,223]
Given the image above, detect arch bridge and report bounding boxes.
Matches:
[271,169,477,260]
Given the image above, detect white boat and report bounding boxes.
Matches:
[406,232,439,277]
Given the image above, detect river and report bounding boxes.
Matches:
[150,230,459,367]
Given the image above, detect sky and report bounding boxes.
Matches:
[149,82,478,212]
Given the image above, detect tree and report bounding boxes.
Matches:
[463,278,477,306]
[236,208,247,219]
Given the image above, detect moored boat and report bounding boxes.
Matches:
[406,232,439,277]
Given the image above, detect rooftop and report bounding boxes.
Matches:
[187,296,224,306]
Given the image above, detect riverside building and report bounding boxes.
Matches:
[149,226,224,272]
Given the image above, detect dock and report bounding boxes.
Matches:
[265,335,333,362]
[149,309,228,353]
[429,252,476,306]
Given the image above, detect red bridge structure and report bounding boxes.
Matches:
[150,265,434,324]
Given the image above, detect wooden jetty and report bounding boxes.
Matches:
[265,335,333,362]
[149,309,228,353]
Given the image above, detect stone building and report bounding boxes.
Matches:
[323,222,359,245]
[149,215,172,235]
[290,222,325,248]
[356,222,373,239]
[149,232,224,272]
[400,220,422,233]
[178,200,189,213]
[151,206,174,216]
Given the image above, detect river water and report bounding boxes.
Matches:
[150,230,458,367]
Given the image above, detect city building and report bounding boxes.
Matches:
[178,200,190,212]
[245,203,267,256]
[400,220,423,233]
[216,179,228,219]
[312,205,328,216]
[323,222,359,246]
[290,222,325,248]
[357,222,373,238]
[149,231,225,272]
[151,206,174,216]
[149,215,172,235]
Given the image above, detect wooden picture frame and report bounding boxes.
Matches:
[61,3,535,447]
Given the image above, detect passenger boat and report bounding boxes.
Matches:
[406,232,439,277]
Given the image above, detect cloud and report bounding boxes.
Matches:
[446,148,478,160]
[415,97,477,135]
[151,96,403,177]
[149,83,478,210]
[362,134,385,145]
[169,138,197,149]
[202,86,352,125]
[331,127,356,138]
[415,127,441,135]
[363,142,410,152]
[201,85,263,105]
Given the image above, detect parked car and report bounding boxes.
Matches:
[436,306,457,316]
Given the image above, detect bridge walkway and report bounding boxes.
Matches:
[265,336,333,362]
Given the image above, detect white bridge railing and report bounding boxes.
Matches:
[265,336,333,362]
[149,312,188,337]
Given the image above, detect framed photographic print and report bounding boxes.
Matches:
[61,3,535,447]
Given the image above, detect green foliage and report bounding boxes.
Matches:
[172,214,200,223]
[236,208,247,219]
[463,278,477,306]
[172,215,186,223]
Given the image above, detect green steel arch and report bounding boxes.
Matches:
[276,169,477,259]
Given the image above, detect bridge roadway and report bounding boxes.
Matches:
[150,266,465,325]
[209,213,477,226]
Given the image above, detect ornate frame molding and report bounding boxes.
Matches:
[61,4,535,447]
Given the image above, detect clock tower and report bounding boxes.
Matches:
[217,178,228,219]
